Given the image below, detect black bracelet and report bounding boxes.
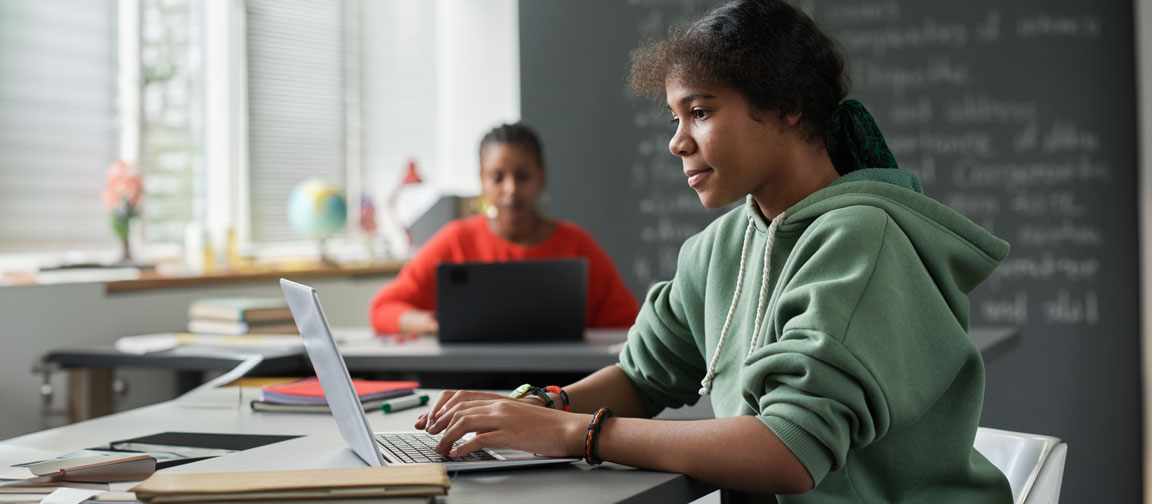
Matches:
[584,407,614,465]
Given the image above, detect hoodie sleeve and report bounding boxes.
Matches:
[742,207,982,485]
[616,235,709,417]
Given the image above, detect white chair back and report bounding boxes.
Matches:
[1024,442,1067,504]
[974,427,1066,504]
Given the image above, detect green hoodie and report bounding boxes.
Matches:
[618,168,1014,503]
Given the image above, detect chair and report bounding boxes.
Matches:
[974,427,1068,504]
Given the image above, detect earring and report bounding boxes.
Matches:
[485,204,499,219]
[539,191,551,213]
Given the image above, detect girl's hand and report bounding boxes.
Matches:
[415,390,524,430]
[397,310,439,334]
[425,398,590,458]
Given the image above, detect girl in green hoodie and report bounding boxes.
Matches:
[416,1,1014,501]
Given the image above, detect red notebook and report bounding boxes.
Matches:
[259,377,419,406]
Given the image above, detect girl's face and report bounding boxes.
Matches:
[480,142,545,224]
[666,78,793,209]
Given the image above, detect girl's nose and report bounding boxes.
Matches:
[669,126,695,157]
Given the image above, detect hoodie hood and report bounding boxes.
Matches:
[745,168,1009,298]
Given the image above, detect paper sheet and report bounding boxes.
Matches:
[40,488,103,504]
[0,445,59,480]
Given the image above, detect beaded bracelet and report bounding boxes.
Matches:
[509,383,533,399]
[546,385,571,411]
[584,407,614,465]
[509,383,556,408]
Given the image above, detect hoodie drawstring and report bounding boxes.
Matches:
[699,210,785,396]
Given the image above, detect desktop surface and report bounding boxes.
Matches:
[0,385,714,503]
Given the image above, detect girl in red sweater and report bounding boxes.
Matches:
[370,123,640,336]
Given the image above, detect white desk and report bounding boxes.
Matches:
[0,385,715,503]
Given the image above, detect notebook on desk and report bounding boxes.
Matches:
[280,278,579,472]
[436,259,587,343]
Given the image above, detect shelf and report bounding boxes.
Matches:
[103,260,406,293]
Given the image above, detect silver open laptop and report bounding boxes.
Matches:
[280,278,579,471]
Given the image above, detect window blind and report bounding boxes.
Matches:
[359,1,438,205]
[246,0,345,243]
[0,0,118,252]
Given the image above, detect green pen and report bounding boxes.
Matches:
[381,394,431,413]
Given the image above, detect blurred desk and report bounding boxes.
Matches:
[41,327,1019,422]
[41,344,304,422]
[40,329,632,422]
[337,328,628,373]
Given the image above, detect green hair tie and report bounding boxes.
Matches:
[830,99,898,174]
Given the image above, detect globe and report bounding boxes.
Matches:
[288,179,347,239]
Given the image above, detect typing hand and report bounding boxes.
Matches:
[415,390,515,430]
[424,398,590,459]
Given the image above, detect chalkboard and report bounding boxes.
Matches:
[520,0,1139,501]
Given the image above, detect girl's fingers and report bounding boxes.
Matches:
[426,390,457,425]
[450,431,500,458]
[428,400,485,435]
[434,413,494,455]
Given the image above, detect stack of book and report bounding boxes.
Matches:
[251,377,420,413]
[187,297,298,335]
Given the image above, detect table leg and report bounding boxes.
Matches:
[68,368,114,422]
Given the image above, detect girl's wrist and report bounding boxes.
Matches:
[568,413,594,457]
[519,395,548,407]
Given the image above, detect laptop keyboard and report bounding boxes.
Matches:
[377,433,498,464]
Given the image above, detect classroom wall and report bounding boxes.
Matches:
[0,276,389,440]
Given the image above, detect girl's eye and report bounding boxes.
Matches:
[669,116,680,126]
[693,109,708,119]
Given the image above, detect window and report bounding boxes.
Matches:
[139,0,205,245]
[0,0,119,254]
[0,0,519,268]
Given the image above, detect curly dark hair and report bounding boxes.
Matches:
[629,0,850,148]
[479,122,545,167]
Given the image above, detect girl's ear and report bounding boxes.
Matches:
[784,112,802,127]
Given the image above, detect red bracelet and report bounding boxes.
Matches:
[546,385,570,411]
[584,407,614,465]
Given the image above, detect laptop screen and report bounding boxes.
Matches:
[436,259,587,343]
[280,278,387,467]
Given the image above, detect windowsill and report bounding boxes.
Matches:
[0,260,406,293]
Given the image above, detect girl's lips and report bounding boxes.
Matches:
[686,168,713,188]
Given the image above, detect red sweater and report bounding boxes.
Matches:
[370,216,640,334]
